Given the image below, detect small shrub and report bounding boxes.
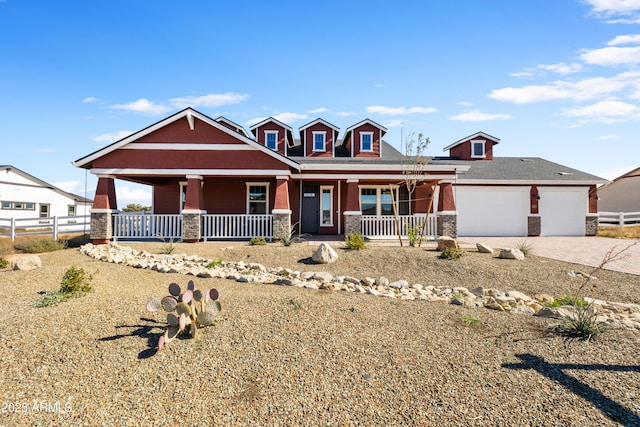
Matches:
[207,259,224,269]
[459,314,481,326]
[277,222,304,246]
[249,236,267,246]
[549,303,608,342]
[439,247,464,260]
[545,294,587,308]
[14,238,67,253]
[287,299,305,310]
[159,237,177,254]
[0,257,8,269]
[515,239,534,256]
[60,266,93,294]
[344,232,366,250]
[406,223,422,247]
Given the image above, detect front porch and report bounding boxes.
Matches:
[108,212,439,242]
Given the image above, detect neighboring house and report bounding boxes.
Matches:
[0,165,92,220]
[72,108,606,244]
[597,167,640,213]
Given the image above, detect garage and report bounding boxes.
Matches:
[538,187,587,236]
[455,186,529,236]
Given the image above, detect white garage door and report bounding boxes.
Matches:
[539,187,587,236]
[456,186,528,236]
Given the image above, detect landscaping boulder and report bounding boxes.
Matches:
[499,248,525,260]
[311,243,338,264]
[12,255,42,271]
[476,243,494,254]
[437,236,458,250]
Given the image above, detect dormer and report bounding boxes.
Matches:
[443,131,499,160]
[215,116,250,138]
[298,118,340,157]
[249,117,295,156]
[342,119,387,158]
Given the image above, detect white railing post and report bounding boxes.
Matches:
[53,216,59,240]
[619,212,625,228]
[10,218,15,241]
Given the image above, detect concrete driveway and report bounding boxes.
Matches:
[458,236,640,276]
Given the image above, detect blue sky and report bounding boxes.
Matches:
[1,0,639,207]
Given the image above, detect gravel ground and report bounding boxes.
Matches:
[0,241,639,426]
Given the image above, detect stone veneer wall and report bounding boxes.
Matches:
[90,211,113,243]
[586,215,598,236]
[182,213,202,242]
[437,214,457,238]
[272,212,291,240]
[527,216,541,236]
[343,213,362,235]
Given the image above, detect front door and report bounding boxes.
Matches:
[301,184,319,233]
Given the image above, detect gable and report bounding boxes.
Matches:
[136,116,241,144]
[443,132,500,160]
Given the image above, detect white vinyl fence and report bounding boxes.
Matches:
[113,214,182,240]
[0,215,90,241]
[202,214,273,240]
[361,214,437,239]
[599,211,640,227]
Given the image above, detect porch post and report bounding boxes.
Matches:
[90,175,117,245]
[272,176,292,240]
[436,182,457,238]
[182,175,205,243]
[586,185,598,236]
[343,179,362,235]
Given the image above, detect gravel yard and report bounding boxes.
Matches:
[0,241,638,426]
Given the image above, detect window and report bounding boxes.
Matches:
[265,131,278,150]
[360,132,373,152]
[313,132,326,152]
[39,204,50,218]
[247,183,269,214]
[180,181,187,210]
[471,139,485,158]
[320,186,333,226]
[360,186,398,216]
[68,205,76,216]
[1,201,36,210]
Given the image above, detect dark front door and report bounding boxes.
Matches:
[301,184,319,233]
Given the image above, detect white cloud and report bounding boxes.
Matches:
[373,83,384,88]
[510,62,583,78]
[90,130,133,144]
[449,111,513,121]
[53,180,82,193]
[383,119,406,128]
[169,92,249,109]
[273,112,307,123]
[489,72,640,103]
[366,105,437,115]
[335,111,355,116]
[558,100,640,123]
[580,45,640,64]
[583,0,640,15]
[458,101,473,107]
[109,99,172,115]
[82,96,101,103]
[307,107,329,114]
[607,33,640,45]
[116,185,152,205]
[596,134,621,139]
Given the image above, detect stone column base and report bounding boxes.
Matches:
[182,211,202,242]
[90,210,116,245]
[586,215,598,236]
[272,210,292,241]
[436,213,457,238]
[528,216,541,236]
[343,211,362,236]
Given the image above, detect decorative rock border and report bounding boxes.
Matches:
[79,243,640,331]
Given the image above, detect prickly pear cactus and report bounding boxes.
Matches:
[146,279,221,351]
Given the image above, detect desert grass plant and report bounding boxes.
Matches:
[515,239,534,256]
[548,241,639,342]
[545,294,587,308]
[344,231,366,250]
[14,237,67,254]
[158,237,177,254]
[38,266,94,307]
[249,236,267,246]
[439,246,464,260]
[277,222,305,247]
[0,257,8,269]
[206,258,225,269]
[459,314,481,326]
[597,225,640,239]
[146,280,221,352]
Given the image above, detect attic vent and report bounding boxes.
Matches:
[558,172,574,176]
[520,158,533,162]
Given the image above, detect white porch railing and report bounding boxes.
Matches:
[113,214,182,240]
[0,215,91,241]
[202,214,273,240]
[361,214,438,239]
[598,211,640,227]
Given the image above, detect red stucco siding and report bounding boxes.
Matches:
[137,116,241,144]
[254,123,287,156]
[351,123,380,158]
[450,139,495,160]
[304,123,334,158]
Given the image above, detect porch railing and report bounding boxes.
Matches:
[202,214,273,240]
[0,215,90,241]
[113,214,182,240]
[361,214,438,239]
[598,211,640,227]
